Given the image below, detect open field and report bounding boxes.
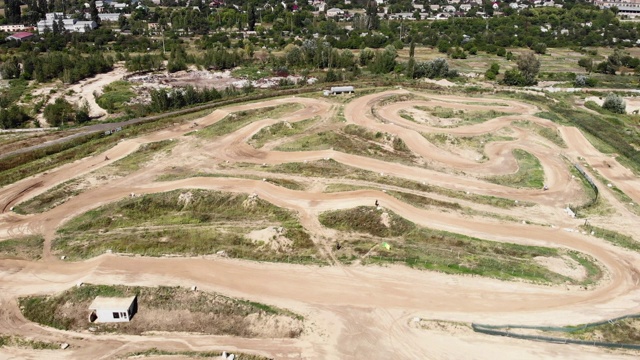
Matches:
[1,88,640,360]
[19,284,302,337]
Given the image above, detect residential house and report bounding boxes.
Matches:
[326,7,344,17]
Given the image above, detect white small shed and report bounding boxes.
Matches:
[88,296,137,323]
[330,86,355,94]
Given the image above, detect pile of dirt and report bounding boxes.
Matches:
[246,226,293,252]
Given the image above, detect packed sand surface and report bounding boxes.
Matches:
[1,89,640,359]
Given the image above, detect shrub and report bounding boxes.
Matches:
[602,93,626,114]
[575,75,597,88]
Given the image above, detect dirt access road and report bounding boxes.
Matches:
[1,91,640,359]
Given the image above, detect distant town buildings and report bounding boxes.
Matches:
[37,13,97,33]
[0,24,30,32]
[595,0,640,17]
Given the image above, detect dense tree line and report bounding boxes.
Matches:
[0,105,30,129]
[148,86,222,113]
[1,51,113,84]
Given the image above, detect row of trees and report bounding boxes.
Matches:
[1,51,114,84]
[148,86,223,113]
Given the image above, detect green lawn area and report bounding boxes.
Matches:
[96,80,135,113]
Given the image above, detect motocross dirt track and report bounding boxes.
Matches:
[2,90,640,359]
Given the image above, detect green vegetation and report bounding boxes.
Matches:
[0,335,58,350]
[265,159,529,208]
[14,178,86,214]
[422,132,516,160]
[387,191,462,212]
[124,348,270,360]
[54,190,318,263]
[276,124,415,164]
[581,225,640,252]
[548,103,640,174]
[587,168,640,216]
[486,149,545,189]
[319,207,600,285]
[108,140,176,176]
[96,81,135,113]
[249,116,319,148]
[155,171,305,190]
[512,120,566,148]
[570,317,640,344]
[415,106,511,127]
[0,109,213,187]
[194,104,303,138]
[19,284,302,337]
[324,183,377,193]
[0,236,44,260]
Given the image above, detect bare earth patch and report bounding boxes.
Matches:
[246,226,293,252]
[534,255,587,282]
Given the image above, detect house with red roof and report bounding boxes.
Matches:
[6,32,35,41]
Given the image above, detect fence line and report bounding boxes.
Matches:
[472,313,640,350]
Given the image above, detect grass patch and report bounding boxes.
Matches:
[581,225,640,252]
[0,235,44,260]
[265,159,531,208]
[320,207,601,285]
[513,120,567,148]
[123,348,269,360]
[569,317,640,344]
[107,140,176,176]
[249,116,319,148]
[548,103,640,174]
[0,335,58,350]
[587,167,640,216]
[194,103,303,138]
[324,183,377,192]
[155,171,305,190]
[486,149,545,189]
[19,284,302,337]
[415,106,511,127]
[14,178,86,214]
[387,191,462,212]
[423,132,515,161]
[54,190,319,263]
[276,124,415,164]
[0,108,214,187]
[95,80,135,113]
[231,66,267,81]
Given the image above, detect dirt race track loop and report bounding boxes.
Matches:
[1,90,640,359]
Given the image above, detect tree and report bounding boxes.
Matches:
[5,0,22,24]
[517,51,540,86]
[90,0,101,25]
[43,98,75,127]
[75,100,91,123]
[578,57,593,73]
[406,40,415,79]
[370,46,397,74]
[602,93,626,114]
[0,57,21,79]
[532,42,546,55]
[365,0,379,31]
[247,2,256,32]
[0,105,30,129]
[485,62,500,80]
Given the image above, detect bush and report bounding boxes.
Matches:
[532,42,547,54]
[602,93,626,114]
[575,75,597,87]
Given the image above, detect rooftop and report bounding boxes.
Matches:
[9,32,34,39]
[88,296,136,310]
